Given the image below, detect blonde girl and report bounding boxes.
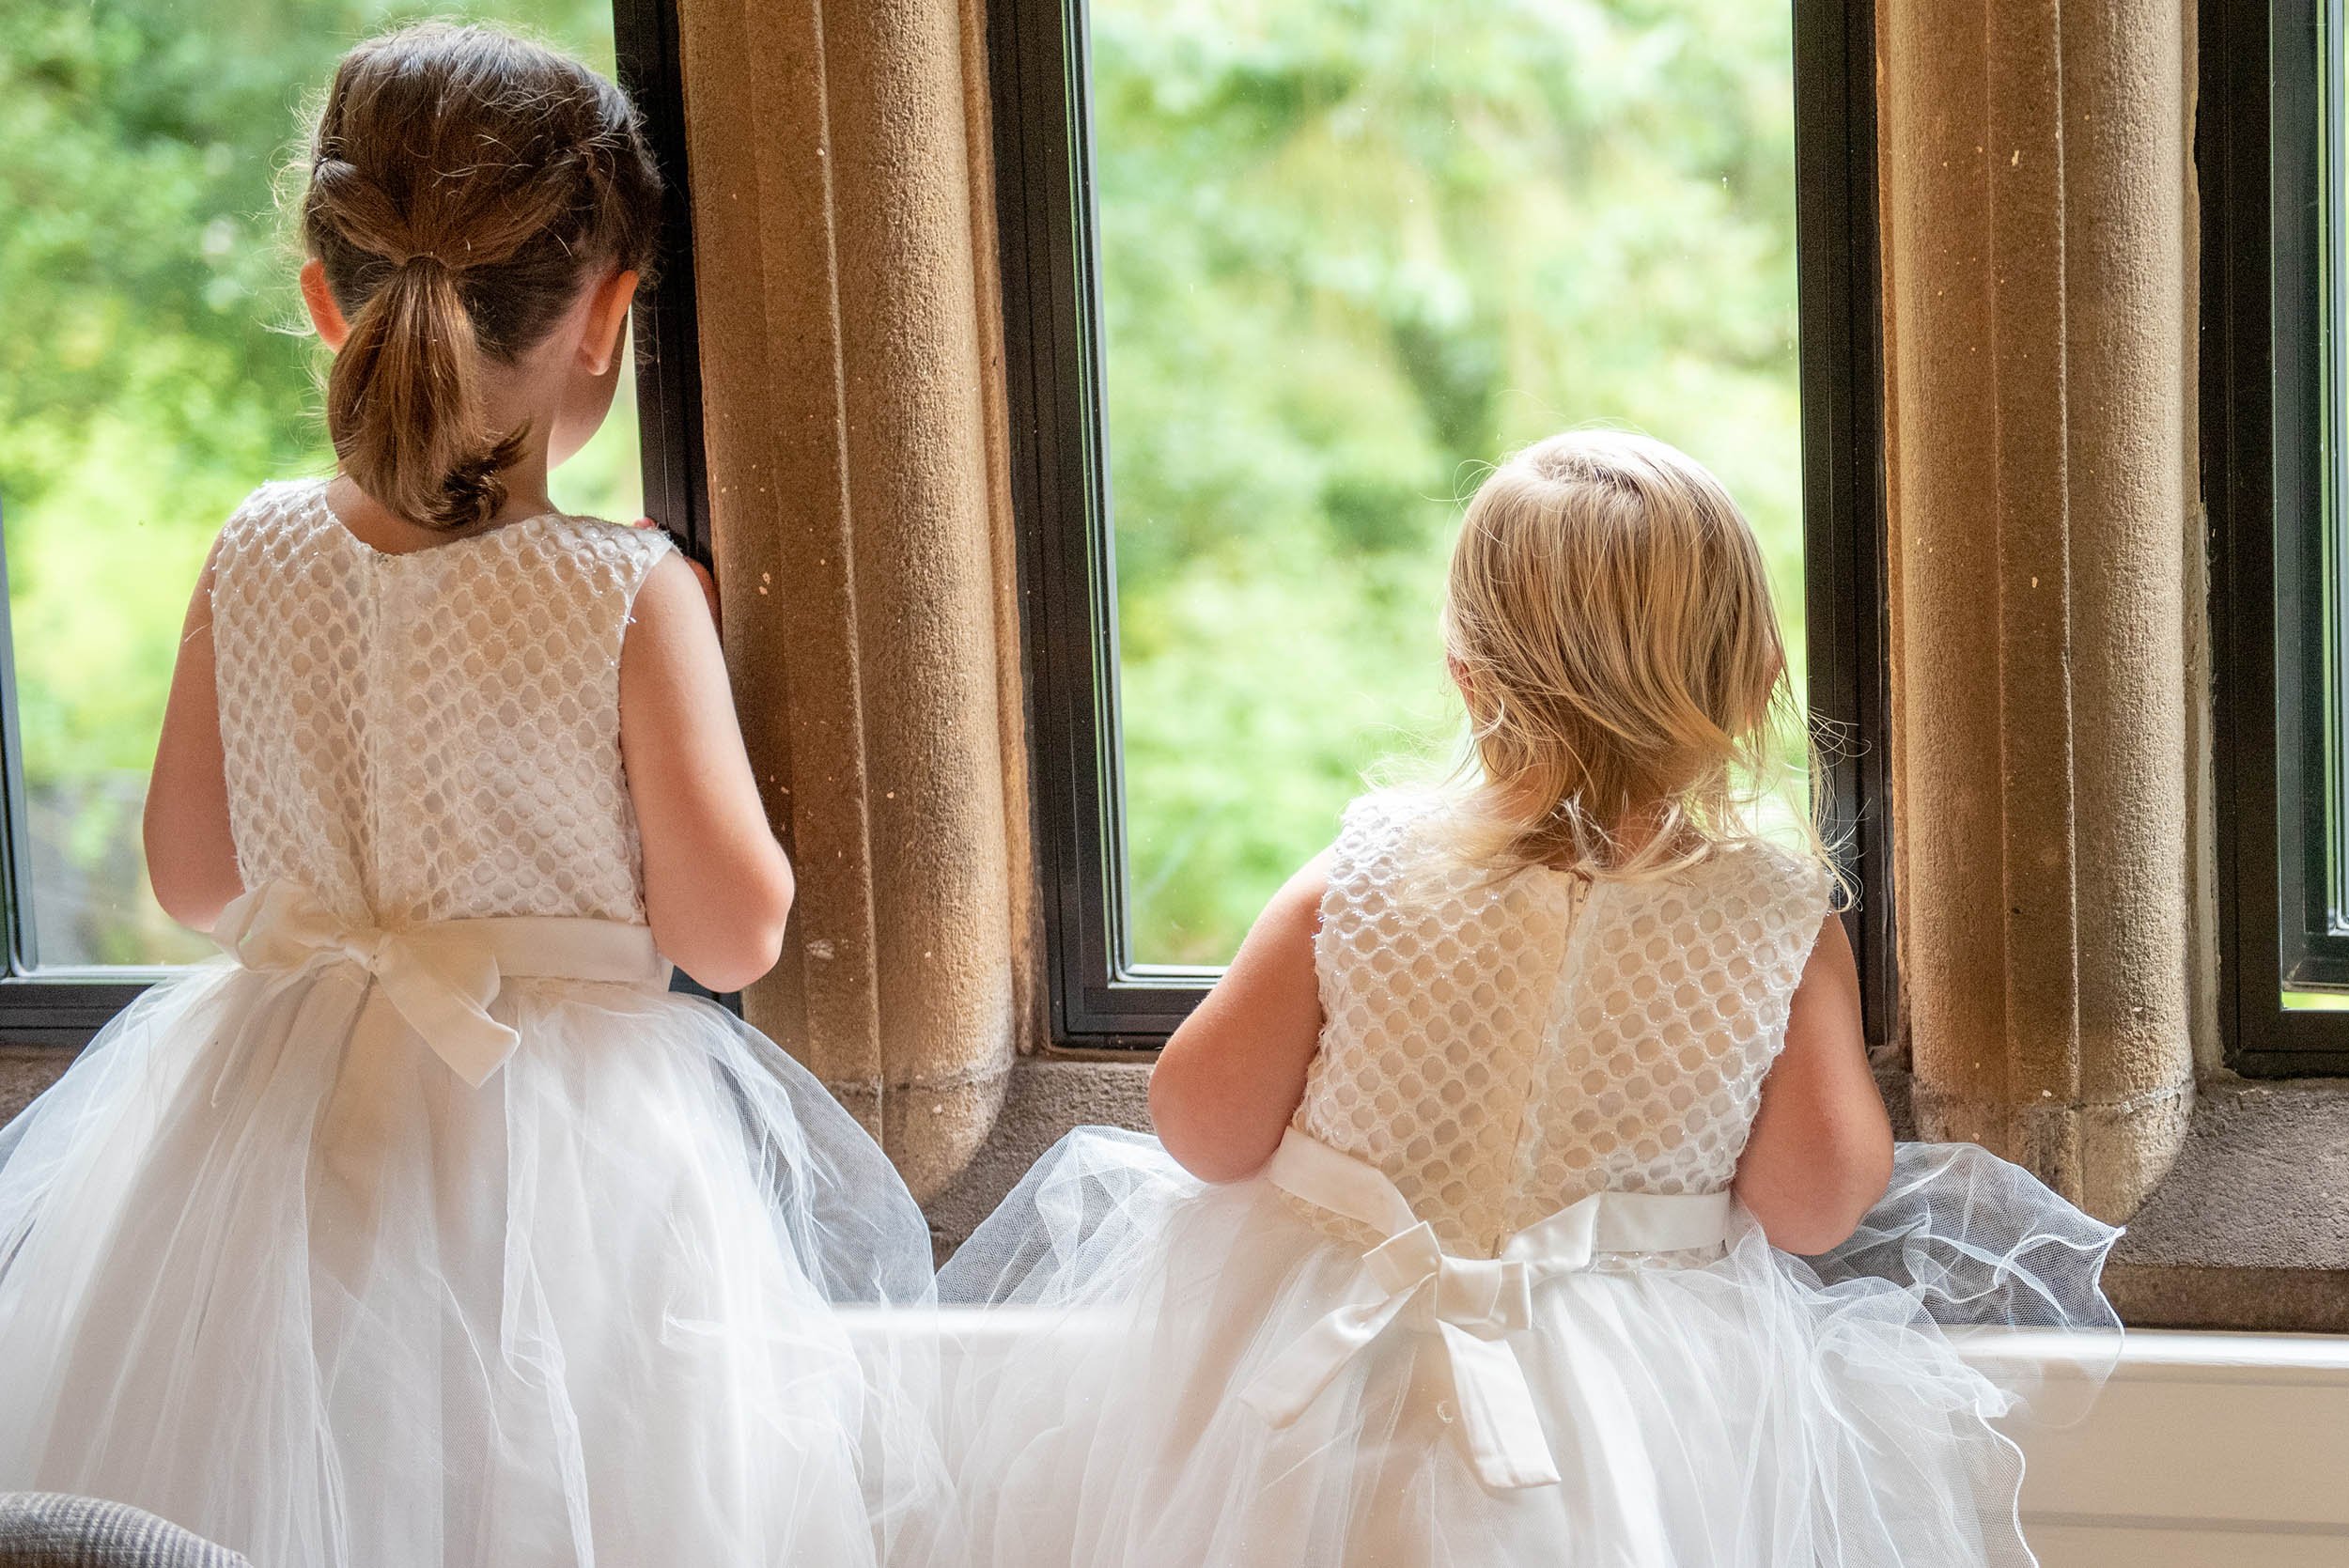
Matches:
[942,428,2120,1568]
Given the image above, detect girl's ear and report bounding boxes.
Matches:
[299,258,350,350]
[579,269,640,377]
[1447,653,1478,703]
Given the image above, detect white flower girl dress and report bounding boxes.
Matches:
[0,480,956,1567]
[941,791,2120,1567]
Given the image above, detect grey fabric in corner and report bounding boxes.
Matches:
[0,1495,251,1568]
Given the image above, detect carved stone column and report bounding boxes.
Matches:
[1878,0,2197,1217]
[675,0,1024,1198]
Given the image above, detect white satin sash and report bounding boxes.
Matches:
[210,879,670,1088]
[1244,1126,1733,1492]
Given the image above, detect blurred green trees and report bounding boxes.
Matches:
[1096,0,1804,961]
[0,0,1801,972]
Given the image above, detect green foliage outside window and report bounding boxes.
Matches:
[1096,0,1805,962]
[0,0,1801,976]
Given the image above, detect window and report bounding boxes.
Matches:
[992,0,1893,1047]
[2207,0,2349,1071]
[0,0,708,1044]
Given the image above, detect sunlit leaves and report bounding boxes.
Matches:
[1098,0,1805,961]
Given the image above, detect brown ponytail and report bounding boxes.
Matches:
[301,23,661,531]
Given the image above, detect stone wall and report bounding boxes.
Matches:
[1877,0,2198,1220]
[673,0,1025,1200]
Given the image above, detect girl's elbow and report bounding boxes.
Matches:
[1148,1074,1277,1184]
[735,863,793,980]
[739,846,794,949]
[1762,1199,1870,1257]
[1741,1144,1893,1257]
[1859,1130,1895,1205]
[673,937,778,996]
[1767,1219,1848,1258]
[142,817,189,924]
[143,838,235,935]
[1836,1127,1896,1237]
[149,873,230,937]
[651,853,793,993]
[659,909,787,994]
[765,857,796,933]
[720,908,792,992]
[1144,1070,1194,1165]
[1161,1136,1268,1186]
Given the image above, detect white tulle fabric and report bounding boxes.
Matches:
[0,483,957,1568]
[940,795,2122,1568]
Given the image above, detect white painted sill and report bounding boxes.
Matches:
[1993,1328,2349,1566]
[873,1315,2349,1567]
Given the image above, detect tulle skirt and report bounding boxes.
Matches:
[0,959,959,1568]
[938,1128,2122,1568]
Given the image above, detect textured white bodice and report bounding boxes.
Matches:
[208,479,673,930]
[1298,792,1830,1257]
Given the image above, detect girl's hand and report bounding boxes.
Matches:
[632,518,722,631]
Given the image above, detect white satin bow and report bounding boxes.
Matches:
[1244,1128,1733,1492]
[211,880,668,1087]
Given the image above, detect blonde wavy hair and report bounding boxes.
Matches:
[1438,428,1824,882]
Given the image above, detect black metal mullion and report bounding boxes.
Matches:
[1795,0,1897,1056]
[2328,0,2349,939]
[2274,0,2328,988]
[2207,0,2349,1071]
[991,0,1091,1046]
[612,0,739,1013]
[2279,0,2349,1063]
[2301,0,2349,980]
[2206,0,2275,1066]
[0,514,43,980]
[614,0,712,564]
[988,0,1207,1045]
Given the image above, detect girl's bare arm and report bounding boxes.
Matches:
[1148,852,1330,1182]
[144,549,242,932]
[1733,914,1894,1254]
[619,552,795,992]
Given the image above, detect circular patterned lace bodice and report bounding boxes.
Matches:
[1297,792,1830,1257]
[208,480,673,929]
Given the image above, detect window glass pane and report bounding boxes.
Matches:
[1096,0,1806,965]
[0,0,637,968]
[2325,0,2349,991]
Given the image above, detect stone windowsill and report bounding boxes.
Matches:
[926,1059,2349,1334]
[2101,1076,2349,1332]
[12,1041,2348,1332]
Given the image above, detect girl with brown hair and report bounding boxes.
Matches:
[0,23,957,1565]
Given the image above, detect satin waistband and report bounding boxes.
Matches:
[211,879,670,1088]
[1248,1127,1734,1492]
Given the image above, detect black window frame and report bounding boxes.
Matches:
[991,0,1898,1051]
[2207,0,2349,1072]
[0,0,712,1048]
